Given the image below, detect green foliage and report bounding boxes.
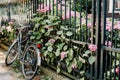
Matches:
[72,0,92,13]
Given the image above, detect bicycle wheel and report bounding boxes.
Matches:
[22,44,38,80]
[5,40,18,66]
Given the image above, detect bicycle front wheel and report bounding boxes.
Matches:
[22,44,38,80]
[5,40,18,66]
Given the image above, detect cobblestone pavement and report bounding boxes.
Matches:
[0,48,24,80]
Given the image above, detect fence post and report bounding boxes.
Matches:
[95,0,102,79]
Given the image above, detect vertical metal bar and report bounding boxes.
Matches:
[73,0,76,40]
[91,0,96,44]
[105,51,108,79]
[56,0,58,16]
[52,0,54,15]
[100,0,107,79]
[109,0,115,80]
[95,0,102,79]
[33,0,35,13]
[91,0,96,78]
[49,0,51,14]
[65,0,66,24]
[79,0,82,41]
[114,35,117,80]
[7,3,11,21]
[40,0,41,9]
[46,0,47,6]
[85,0,88,42]
[60,0,62,22]
[69,0,71,39]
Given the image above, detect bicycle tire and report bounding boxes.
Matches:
[22,44,38,80]
[5,40,18,66]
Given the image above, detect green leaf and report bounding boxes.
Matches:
[49,53,53,58]
[83,50,91,57]
[40,28,45,33]
[67,66,72,73]
[65,58,70,66]
[79,56,86,63]
[88,56,96,64]
[63,45,68,51]
[36,41,42,44]
[68,48,74,60]
[48,46,53,52]
[35,23,40,28]
[117,53,120,59]
[30,36,35,40]
[44,51,48,57]
[57,31,63,35]
[51,57,54,63]
[55,49,60,56]
[36,35,41,40]
[77,61,82,69]
[73,58,77,64]
[66,31,73,36]
[57,43,65,50]
[85,50,92,54]
[46,58,50,64]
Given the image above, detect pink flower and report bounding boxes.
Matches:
[89,37,92,41]
[37,4,52,13]
[105,41,112,47]
[87,22,92,28]
[48,39,55,44]
[106,18,111,24]
[57,4,65,10]
[60,51,67,59]
[87,14,92,18]
[116,67,120,75]
[71,64,77,69]
[88,44,97,52]
[81,18,86,25]
[106,23,112,31]
[114,24,120,30]
[9,21,14,25]
[117,21,120,24]
[62,11,80,20]
[6,26,12,32]
[54,0,57,4]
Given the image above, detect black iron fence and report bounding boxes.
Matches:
[1,0,120,80]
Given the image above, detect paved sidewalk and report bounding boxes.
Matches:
[0,48,24,80]
[0,49,14,80]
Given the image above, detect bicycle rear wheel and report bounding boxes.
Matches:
[22,44,38,80]
[5,40,18,66]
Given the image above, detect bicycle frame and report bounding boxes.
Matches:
[15,28,28,60]
[16,27,42,66]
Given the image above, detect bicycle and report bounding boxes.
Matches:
[5,23,42,80]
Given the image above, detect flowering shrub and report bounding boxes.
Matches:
[31,1,120,79]
[0,20,16,42]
